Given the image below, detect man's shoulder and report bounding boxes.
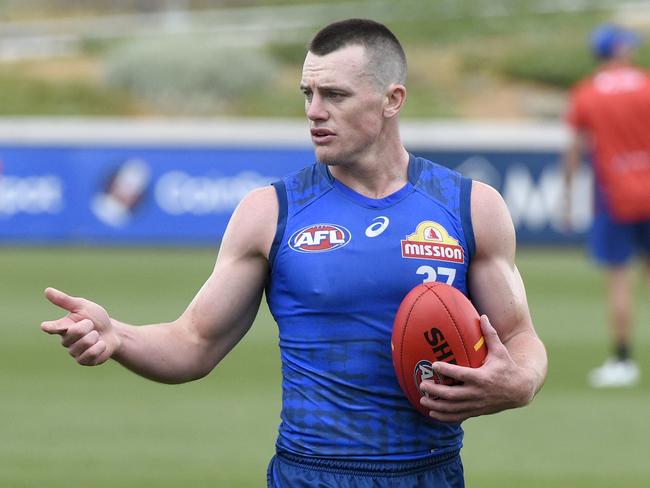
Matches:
[575,65,650,92]
[234,186,279,228]
[469,181,515,259]
[407,155,469,216]
[279,162,323,185]
[276,162,334,209]
[410,155,462,181]
[410,155,463,190]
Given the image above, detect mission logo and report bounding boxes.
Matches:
[289,223,351,253]
[401,221,464,263]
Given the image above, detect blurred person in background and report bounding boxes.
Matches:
[42,18,547,487]
[563,23,650,388]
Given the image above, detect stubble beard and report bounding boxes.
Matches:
[314,145,359,167]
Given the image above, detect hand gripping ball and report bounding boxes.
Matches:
[391,282,487,416]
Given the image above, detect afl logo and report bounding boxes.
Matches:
[289,223,352,253]
[414,359,435,395]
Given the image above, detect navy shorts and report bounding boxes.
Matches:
[267,450,464,488]
[590,209,650,266]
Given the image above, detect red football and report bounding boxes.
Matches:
[391,282,487,416]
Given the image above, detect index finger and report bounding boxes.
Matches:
[430,361,478,384]
[44,287,82,313]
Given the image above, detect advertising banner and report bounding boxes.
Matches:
[0,145,311,244]
[0,120,589,245]
[416,150,592,244]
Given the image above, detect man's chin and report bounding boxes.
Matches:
[314,148,344,166]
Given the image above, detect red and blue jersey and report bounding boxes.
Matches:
[265,155,475,461]
[567,65,650,222]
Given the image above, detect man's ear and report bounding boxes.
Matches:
[383,84,406,118]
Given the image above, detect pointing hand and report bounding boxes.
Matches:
[41,287,118,366]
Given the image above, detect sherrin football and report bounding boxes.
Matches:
[391,282,487,417]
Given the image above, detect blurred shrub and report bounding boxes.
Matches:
[104,38,279,114]
[267,42,307,66]
[497,40,597,88]
[459,13,650,89]
[488,37,650,88]
[457,12,592,86]
[0,70,138,116]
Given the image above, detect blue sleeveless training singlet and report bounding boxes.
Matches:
[265,154,475,461]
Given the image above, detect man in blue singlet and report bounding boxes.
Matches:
[41,19,547,487]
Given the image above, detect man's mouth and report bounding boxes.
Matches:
[310,128,335,144]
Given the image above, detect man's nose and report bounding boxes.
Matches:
[306,94,328,121]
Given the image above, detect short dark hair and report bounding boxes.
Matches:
[308,18,407,88]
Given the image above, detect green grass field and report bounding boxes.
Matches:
[1,246,649,487]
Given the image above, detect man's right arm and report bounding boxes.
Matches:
[41,186,278,384]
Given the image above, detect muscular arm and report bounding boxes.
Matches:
[42,186,278,384]
[467,182,547,402]
[419,181,547,421]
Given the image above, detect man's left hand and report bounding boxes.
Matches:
[419,315,537,423]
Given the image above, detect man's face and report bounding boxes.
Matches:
[300,45,386,165]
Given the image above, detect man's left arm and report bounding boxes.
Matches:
[419,181,547,423]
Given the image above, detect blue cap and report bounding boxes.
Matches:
[590,24,642,59]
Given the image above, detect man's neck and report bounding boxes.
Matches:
[328,145,410,199]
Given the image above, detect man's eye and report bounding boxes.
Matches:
[303,92,313,102]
